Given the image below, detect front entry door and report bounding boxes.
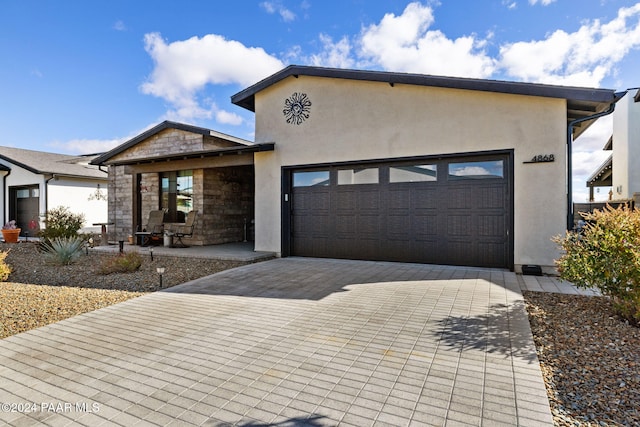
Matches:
[10,185,40,236]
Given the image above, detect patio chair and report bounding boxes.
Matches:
[136,210,164,246]
[173,210,197,248]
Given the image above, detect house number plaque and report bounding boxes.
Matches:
[523,154,555,164]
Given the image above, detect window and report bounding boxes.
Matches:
[337,168,379,185]
[390,164,437,183]
[161,170,193,222]
[448,160,504,180]
[293,171,330,187]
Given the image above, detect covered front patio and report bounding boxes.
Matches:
[90,121,274,248]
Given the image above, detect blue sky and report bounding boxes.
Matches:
[2,0,640,202]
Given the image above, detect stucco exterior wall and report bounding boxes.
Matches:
[253,75,568,271]
[612,90,640,199]
[48,177,108,230]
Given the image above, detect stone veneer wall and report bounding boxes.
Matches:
[198,165,254,245]
[139,173,160,230]
[109,129,241,164]
[110,165,254,246]
[111,129,203,163]
[108,165,132,243]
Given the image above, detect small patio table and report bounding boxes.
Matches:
[92,222,114,246]
[134,231,152,247]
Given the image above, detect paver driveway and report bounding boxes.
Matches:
[0,258,553,426]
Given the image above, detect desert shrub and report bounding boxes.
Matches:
[0,251,11,281]
[40,206,85,240]
[554,204,640,324]
[41,236,85,266]
[98,252,143,275]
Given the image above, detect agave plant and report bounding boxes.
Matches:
[41,236,85,265]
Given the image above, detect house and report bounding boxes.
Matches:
[0,146,108,235]
[231,65,618,273]
[89,121,273,246]
[94,65,618,273]
[587,89,640,203]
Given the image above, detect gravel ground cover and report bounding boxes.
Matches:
[524,292,640,426]
[0,242,249,339]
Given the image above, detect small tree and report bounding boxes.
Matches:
[40,206,85,240]
[554,204,640,324]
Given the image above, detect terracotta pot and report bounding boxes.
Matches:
[2,228,21,243]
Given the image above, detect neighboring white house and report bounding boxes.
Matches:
[0,146,108,236]
[587,89,640,202]
[231,65,618,273]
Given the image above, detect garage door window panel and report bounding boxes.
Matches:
[293,171,330,187]
[390,164,437,183]
[448,160,504,180]
[337,168,379,185]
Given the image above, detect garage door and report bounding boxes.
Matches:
[286,153,512,268]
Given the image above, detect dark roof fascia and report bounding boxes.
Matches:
[231,65,617,112]
[635,90,640,103]
[90,121,252,166]
[100,142,275,166]
[0,153,107,179]
[587,154,613,185]
[0,163,11,172]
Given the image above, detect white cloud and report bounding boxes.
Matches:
[357,2,496,78]
[113,20,126,31]
[307,34,355,68]
[300,2,640,89]
[529,0,556,5]
[451,166,491,176]
[52,138,124,155]
[260,1,296,22]
[260,1,276,14]
[140,32,284,124]
[499,3,640,86]
[280,8,296,22]
[216,110,244,126]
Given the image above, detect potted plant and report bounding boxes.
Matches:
[2,220,21,243]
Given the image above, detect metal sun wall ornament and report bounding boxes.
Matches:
[283,92,312,125]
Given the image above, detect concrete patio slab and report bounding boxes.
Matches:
[91,241,276,263]
[0,258,553,426]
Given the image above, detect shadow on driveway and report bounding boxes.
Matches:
[433,302,540,364]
